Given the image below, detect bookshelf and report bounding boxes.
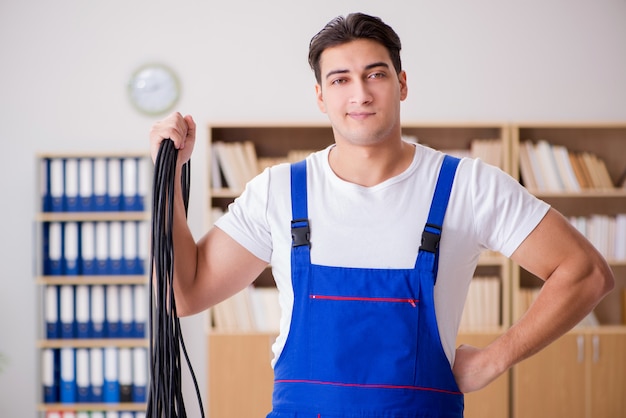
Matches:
[510,123,626,418]
[35,153,151,418]
[205,122,512,418]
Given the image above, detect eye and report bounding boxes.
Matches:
[368,71,386,80]
[330,78,348,86]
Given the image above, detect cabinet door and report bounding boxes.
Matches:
[457,333,509,418]
[588,332,626,418]
[208,333,276,418]
[513,333,586,418]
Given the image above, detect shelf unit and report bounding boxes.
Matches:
[35,153,151,418]
[509,123,626,418]
[205,122,512,418]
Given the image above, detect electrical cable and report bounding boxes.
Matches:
[147,139,204,418]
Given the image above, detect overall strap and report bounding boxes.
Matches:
[290,160,310,248]
[418,155,460,278]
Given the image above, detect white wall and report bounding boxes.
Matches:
[0,0,624,416]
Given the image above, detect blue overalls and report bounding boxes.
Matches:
[268,155,463,418]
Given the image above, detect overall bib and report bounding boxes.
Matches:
[268,155,463,418]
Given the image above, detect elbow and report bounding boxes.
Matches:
[590,259,615,303]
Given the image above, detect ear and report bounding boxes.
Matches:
[315,84,327,113]
[398,71,408,101]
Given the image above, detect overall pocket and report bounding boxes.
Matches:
[307,266,420,386]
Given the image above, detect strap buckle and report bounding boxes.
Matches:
[291,218,310,248]
[419,223,441,253]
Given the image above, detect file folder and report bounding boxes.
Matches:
[137,221,148,275]
[120,285,133,338]
[63,222,79,276]
[133,285,147,338]
[79,158,94,212]
[109,221,123,275]
[75,348,90,403]
[132,347,147,403]
[138,157,149,212]
[50,158,64,212]
[80,222,96,275]
[122,157,139,211]
[75,285,90,339]
[118,347,133,402]
[60,347,76,403]
[42,348,58,403]
[103,347,119,403]
[59,285,75,339]
[93,158,107,212]
[90,285,106,339]
[107,158,122,211]
[123,221,139,275]
[89,348,104,402]
[106,285,120,338]
[64,158,79,212]
[41,158,52,212]
[45,222,63,276]
[45,285,60,339]
[95,222,109,275]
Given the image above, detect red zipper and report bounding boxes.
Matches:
[310,294,417,307]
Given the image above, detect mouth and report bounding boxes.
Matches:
[347,111,375,120]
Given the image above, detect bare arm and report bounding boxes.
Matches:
[150,112,268,317]
[452,208,614,393]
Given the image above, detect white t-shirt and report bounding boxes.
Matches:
[215,143,550,366]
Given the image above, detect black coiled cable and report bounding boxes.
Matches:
[147,139,204,418]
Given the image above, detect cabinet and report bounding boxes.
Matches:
[509,124,626,418]
[513,329,626,418]
[36,153,151,418]
[205,123,512,417]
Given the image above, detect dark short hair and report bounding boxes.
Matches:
[308,12,402,84]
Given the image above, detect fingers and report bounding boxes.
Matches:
[149,112,195,163]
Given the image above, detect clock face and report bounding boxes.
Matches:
[128,64,180,115]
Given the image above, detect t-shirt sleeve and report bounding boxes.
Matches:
[214,167,273,263]
[469,158,551,258]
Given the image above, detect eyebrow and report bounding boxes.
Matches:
[324,61,390,80]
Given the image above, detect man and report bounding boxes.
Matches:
[149,12,613,418]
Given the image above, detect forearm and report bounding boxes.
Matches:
[166,164,200,312]
[488,256,613,375]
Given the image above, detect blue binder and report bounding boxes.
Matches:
[90,285,106,339]
[42,348,58,403]
[107,158,122,211]
[93,158,108,212]
[132,347,147,402]
[75,285,90,339]
[44,222,63,276]
[45,285,60,339]
[106,285,120,338]
[90,348,104,403]
[41,158,52,212]
[133,285,147,339]
[109,221,123,275]
[59,285,75,339]
[80,222,96,275]
[95,222,109,275]
[64,158,79,212]
[79,158,94,212]
[75,348,90,403]
[103,347,120,403]
[120,285,134,338]
[50,158,64,212]
[59,348,76,403]
[122,157,140,211]
[62,222,79,276]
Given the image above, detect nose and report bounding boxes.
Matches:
[350,79,373,105]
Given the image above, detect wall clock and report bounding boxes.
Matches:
[128,63,180,116]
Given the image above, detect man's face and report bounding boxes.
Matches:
[315,38,407,147]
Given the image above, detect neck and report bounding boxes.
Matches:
[328,140,415,187]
